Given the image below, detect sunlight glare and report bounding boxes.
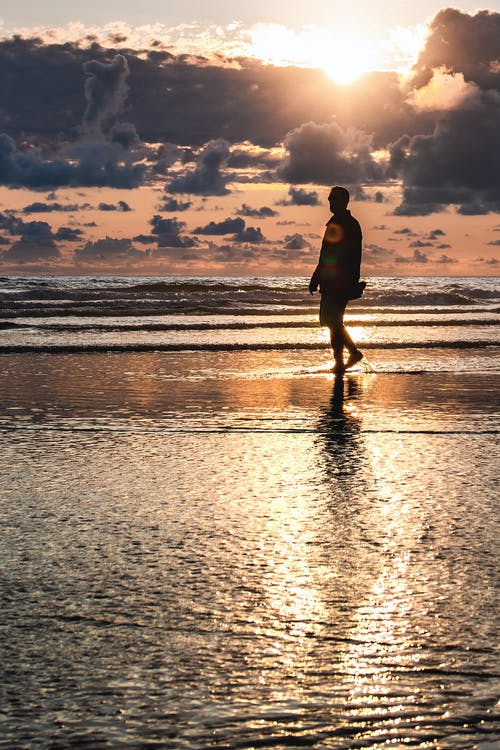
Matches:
[247,24,379,84]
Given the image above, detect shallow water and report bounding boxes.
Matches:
[0,352,498,749]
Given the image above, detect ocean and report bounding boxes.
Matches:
[0,275,499,749]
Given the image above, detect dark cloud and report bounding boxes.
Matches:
[411,9,500,92]
[227,146,280,169]
[97,200,132,211]
[236,203,278,218]
[278,186,320,206]
[394,227,416,235]
[158,197,192,212]
[74,237,145,262]
[0,130,146,190]
[54,227,84,241]
[0,44,146,190]
[212,243,263,264]
[283,233,311,250]
[83,54,129,136]
[150,215,196,248]
[22,201,85,213]
[476,256,499,266]
[1,220,60,263]
[436,253,458,263]
[2,37,428,158]
[280,121,382,185]
[0,210,23,234]
[193,217,245,235]
[486,239,500,246]
[169,140,231,195]
[109,122,140,150]
[395,249,429,264]
[409,240,434,248]
[391,92,500,215]
[426,228,446,239]
[362,243,393,265]
[133,234,156,244]
[233,226,265,243]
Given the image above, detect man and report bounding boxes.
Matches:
[309,186,364,373]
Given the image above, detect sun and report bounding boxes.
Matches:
[315,34,378,85]
[245,24,378,85]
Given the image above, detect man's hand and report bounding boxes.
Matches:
[309,279,318,295]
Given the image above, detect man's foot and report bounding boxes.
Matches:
[345,349,363,370]
[332,360,345,374]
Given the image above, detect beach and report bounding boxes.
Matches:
[0,276,499,748]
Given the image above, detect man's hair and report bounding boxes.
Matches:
[329,186,350,204]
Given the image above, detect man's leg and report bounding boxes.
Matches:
[330,324,344,371]
[343,324,363,369]
[329,303,347,371]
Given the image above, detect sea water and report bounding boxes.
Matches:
[0,276,498,749]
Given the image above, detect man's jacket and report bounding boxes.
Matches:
[310,210,362,296]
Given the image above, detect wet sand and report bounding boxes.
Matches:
[0,351,498,749]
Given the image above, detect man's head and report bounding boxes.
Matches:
[328,186,350,214]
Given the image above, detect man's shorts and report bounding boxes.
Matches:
[319,293,348,328]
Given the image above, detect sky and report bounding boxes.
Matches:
[0,2,499,275]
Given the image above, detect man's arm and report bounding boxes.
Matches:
[309,266,320,294]
[349,219,362,281]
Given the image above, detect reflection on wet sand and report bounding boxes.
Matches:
[0,353,498,748]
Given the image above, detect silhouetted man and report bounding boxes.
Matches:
[309,186,364,373]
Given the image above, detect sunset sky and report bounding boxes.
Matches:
[0,1,499,275]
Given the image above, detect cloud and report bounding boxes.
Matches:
[97,200,132,211]
[280,121,382,186]
[1,220,60,263]
[395,248,429,263]
[282,233,311,250]
[0,44,146,190]
[54,227,84,241]
[109,122,140,150]
[233,226,265,243]
[74,236,145,263]
[193,217,245,235]
[236,203,278,218]
[362,243,393,265]
[408,69,480,112]
[278,186,320,206]
[391,93,500,213]
[486,239,500,246]
[211,243,263,264]
[168,139,231,195]
[150,214,196,247]
[411,9,500,92]
[426,228,446,239]
[409,240,434,248]
[22,201,85,213]
[393,227,416,235]
[83,53,130,137]
[436,253,458,263]
[0,127,146,191]
[158,196,192,212]
[391,9,500,215]
[475,256,499,266]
